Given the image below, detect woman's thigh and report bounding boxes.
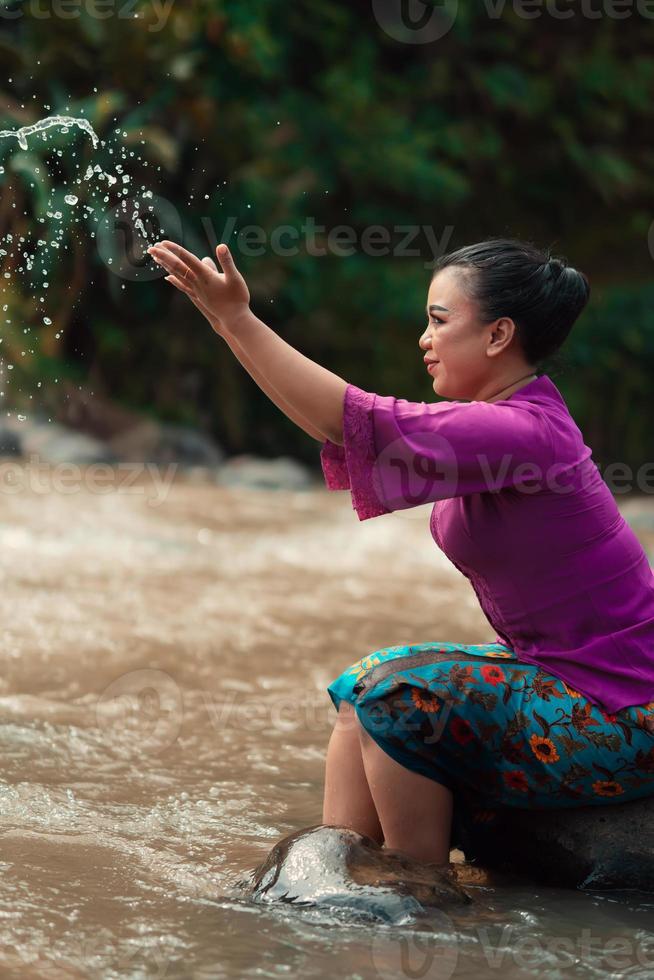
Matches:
[327,641,654,810]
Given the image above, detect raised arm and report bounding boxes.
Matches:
[221,330,330,443]
[148,241,346,445]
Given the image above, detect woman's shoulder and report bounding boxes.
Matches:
[500,374,591,464]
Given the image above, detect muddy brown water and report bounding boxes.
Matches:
[0,465,653,978]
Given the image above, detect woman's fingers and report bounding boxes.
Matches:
[157,240,212,281]
[153,242,245,333]
[215,243,237,279]
[164,274,196,296]
[149,245,197,283]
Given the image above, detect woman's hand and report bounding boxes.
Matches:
[147,241,250,336]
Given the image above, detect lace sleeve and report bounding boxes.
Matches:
[320,439,348,490]
[319,383,391,521]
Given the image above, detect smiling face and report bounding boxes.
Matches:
[418,266,528,401]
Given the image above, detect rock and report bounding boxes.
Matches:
[0,425,22,457]
[18,422,116,465]
[216,454,312,491]
[58,383,154,441]
[57,384,225,468]
[452,795,654,890]
[239,824,472,923]
[108,421,224,468]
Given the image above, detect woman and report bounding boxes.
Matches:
[148,236,654,869]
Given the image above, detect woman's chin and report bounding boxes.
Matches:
[431,374,455,399]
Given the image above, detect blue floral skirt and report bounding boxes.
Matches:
[327,641,654,811]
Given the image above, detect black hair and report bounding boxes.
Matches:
[431,238,591,367]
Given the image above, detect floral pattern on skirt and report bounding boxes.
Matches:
[327,642,654,810]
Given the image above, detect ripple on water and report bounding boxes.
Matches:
[0,485,653,977]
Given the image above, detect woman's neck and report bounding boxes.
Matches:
[481,371,538,404]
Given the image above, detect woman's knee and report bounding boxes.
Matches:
[333,699,360,735]
[337,700,376,745]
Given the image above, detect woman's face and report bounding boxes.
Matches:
[418,266,515,400]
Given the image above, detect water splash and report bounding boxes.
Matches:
[0,114,164,421]
[0,115,99,151]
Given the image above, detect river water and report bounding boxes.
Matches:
[0,464,653,979]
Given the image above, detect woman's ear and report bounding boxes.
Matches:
[487,317,516,356]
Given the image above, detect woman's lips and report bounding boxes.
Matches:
[427,361,439,373]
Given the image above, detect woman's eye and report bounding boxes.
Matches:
[430,317,445,325]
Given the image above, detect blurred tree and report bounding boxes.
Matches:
[0,0,652,470]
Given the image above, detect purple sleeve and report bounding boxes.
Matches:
[319,440,348,489]
[320,383,554,521]
[320,385,391,520]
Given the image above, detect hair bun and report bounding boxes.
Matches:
[431,237,591,366]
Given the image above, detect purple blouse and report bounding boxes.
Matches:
[320,375,654,713]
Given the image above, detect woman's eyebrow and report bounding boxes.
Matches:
[427,304,450,314]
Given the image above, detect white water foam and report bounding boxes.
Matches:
[0,115,99,151]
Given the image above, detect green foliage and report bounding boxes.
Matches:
[557,282,654,471]
[0,1,653,468]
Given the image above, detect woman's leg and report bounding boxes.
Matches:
[357,718,454,866]
[322,701,384,844]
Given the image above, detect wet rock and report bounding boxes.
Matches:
[216,454,312,491]
[240,824,472,923]
[452,795,654,890]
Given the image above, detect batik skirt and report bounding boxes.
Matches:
[327,641,654,813]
